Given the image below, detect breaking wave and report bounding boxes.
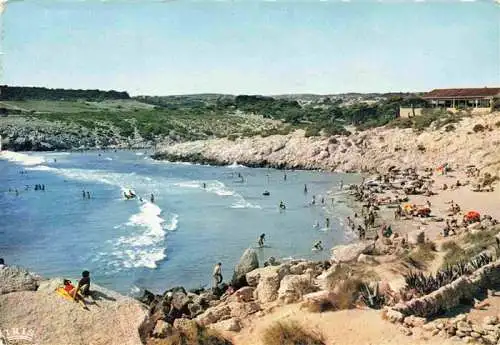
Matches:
[0,151,45,166]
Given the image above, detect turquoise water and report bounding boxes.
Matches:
[0,150,359,294]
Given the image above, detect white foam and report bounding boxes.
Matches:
[104,157,113,161]
[174,180,202,189]
[135,152,145,156]
[24,164,170,270]
[207,181,235,196]
[165,214,179,231]
[0,151,45,166]
[231,194,262,209]
[174,180,235,196]
[112,201,168,269]
[227,161,246,169]
[27,165,136,190]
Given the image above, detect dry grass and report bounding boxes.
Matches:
[147,323,232,345]
[262,321,325,345]
[403,242,437,269]
[335,278,363,310]
[324,264,352,291]
[441,227,499,269]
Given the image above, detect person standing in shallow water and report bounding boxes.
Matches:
[82,190,86,199]
[150,193,155,203]
[304,184,308,194]
[86,191,91,199]
[212,262,222,288]
[258,233,266,247]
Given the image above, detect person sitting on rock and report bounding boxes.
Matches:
[73,270,91,299]
[64,279,88,309]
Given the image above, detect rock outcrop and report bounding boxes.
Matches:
[331,241,375,263]
[154,112,500,175]
[0,277,147,345]
[389,259,500,318]
[0,266,41,295]
[231,248,259,289]
[246,264,290,304]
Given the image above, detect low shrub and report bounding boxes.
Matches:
[335,278,363,310]
[148,323,232,345]
[444,124,456,132]
[262,321,325,345]
[473,124,485,133]
[304,126,321,137]
[407,242,437,267]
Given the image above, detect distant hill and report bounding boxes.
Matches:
[0,85,130,102]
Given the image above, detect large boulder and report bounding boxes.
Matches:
[245,264,289,287]
[0,266,40,295]
[246,265,290,304]
[331,241,375,263]
[0,278,147,345]
[195,303,232,326]
[231,248,259,288]
[211,318,241,332]
[314,264,342,290]
[302,290,339,309]
[171,291,190,310]
[232,286,255,303]
[278,271,317,304]
[228,301,260,318]
[152,320,175,338]
[407,230,425,245]
[289,261,320,275]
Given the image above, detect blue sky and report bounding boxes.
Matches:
[2,0,499,95]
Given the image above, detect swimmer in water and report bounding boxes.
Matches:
[313,240,324,251]
[258,233,265,247]
[279,201,286,210]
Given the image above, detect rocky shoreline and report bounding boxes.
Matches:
[153,113,500,175]
[0,116,157,151]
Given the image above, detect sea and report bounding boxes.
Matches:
[0,150,360,295]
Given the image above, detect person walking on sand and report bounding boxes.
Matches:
[212,262,223,288]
